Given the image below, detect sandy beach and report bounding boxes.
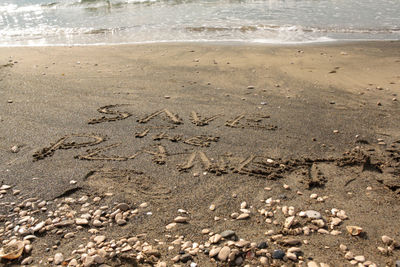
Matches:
[0,41,400,266]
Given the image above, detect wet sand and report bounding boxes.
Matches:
[0,41,400,266]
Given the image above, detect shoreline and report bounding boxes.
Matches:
[0,41,400,266]
[0,39,399,48]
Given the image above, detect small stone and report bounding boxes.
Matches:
[382,235,393,245]
[83,255,95,266]
[284,216,295,229]
[210,234,222,244]
[93,254,105,264]
[94,235,106,244]
[180,253,192,263]
[257,241,268,249]
[310,193,318,199]
[11,145,19,153]
[75,218,89,225]
[139,202,148,208]
[220,230,235,239]
[69,180,77,185]
[354,255,365,262]
[236,213,250,220]
[396,260,400,267]
[286,251,297,261]
[93,219,102,227]
[247,85,255,89]
[166,223,176,229]
[115,203,130,211]
[339,244,348,251]
[0,185,11,190]
[21,256,33,265]
[64,232,75,238]
[346,226,362,236]
[174,216,189,223]
[209,204,216,211]
[308,262,319,267]
[54,253,64,265]
[209,247,221,257]
[217,246,230,262]
[68,259,78,266]
[345,251,354,260]
[305,210,322,219]
[272,249,285,259]
[116,219,126,225]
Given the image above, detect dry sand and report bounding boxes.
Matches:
[0,41,400,266]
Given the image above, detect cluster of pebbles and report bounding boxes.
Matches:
[0,183,400,266]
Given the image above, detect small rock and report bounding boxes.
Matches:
[174,216,189,223]
[396,260,400,267]
[11,145,19,153]
[75,218,89,225]
[346,225,362,236]
[257,241,268,249]
[180,253,192,263]
[217,246,230,262]
[354,255,365,262]
[236,213,250,220]
[116,219,126,225]
[272,249,285,259]
[21,256,33,265]
[247,85,255,89]
[94,235,106,244]
[54,253,64,265]
[209,247,221,257]
[139,202,148,208]
[382,235,393,245]
[115,203,130,211]
[286,251,297,261]
[209,204,216,211]
[220,230,235,239]
[305,210,322,219]
[308,262,319,267]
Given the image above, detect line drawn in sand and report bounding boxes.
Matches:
[225,114,277,130]
[138,109,182,125]
[85,168,171,200]
[88,105,132,124]
[33,134,106,161]
[190,111,221,126]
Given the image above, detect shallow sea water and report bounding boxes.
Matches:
[0,0,399,46]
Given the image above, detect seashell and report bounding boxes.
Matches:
[0,240,24,259]
[346,226,363,236]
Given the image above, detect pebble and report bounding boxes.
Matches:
[354,255,365,262]
[286,251,297,260]
[21,256,33,265]
[305,210,322,219]
[209,204,216,211]
[94,235,106,244]
[220,230,236,239]
[396,260,400,267]
[217,246,230,261]
[209,247,221,257]
[116,219,126,225]
[11,145,19,153]
[54,253,64,265]
[236,213,250,220]
[382,235,393,244]
[272,249,285,259]
[308,262,319,267]
[180,253,192,263]
[75,218,89,225]
[257,241,268,249]
[174,216,189,223]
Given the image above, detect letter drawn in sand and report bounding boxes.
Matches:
[190,111,221,126]
[177,151,227,175]
[33,134,106,161]
[183,135,219,147]
[88,105,132,124]
[76,143,141,161]
[138,109,182,125]
[143,145,168,165]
